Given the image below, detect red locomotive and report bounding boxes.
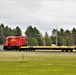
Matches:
[3,36,26,50]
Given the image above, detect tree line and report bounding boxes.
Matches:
[51,28,76,46]
[0,23,76,46]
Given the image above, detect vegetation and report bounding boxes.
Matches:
[25,26,76,46]
[0,52,76,75]
[51,28,76,46]
[0,23,76,46]
[44,32,51,46]
[25,26,44,46]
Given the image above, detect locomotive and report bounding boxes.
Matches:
[3,36,26,50]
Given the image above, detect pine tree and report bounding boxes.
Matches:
[44,32,51,46]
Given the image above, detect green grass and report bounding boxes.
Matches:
[0,52,76,75]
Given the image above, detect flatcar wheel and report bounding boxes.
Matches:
[34,49,35,51]
[62,50,64,52]
[70,49,73,52]
[3,46,6,50]
[66,50,68,52]
[33,49,35,51]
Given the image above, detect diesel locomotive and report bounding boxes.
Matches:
[3,36,26,50]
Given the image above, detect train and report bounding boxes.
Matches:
[3,36,76,52]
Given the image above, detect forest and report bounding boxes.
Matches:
[0,23,76,46]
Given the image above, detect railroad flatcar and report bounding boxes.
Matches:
[3,36,26,50]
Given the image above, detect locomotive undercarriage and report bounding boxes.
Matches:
[3,46,20,51]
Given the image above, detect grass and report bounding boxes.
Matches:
[0,51,76,75]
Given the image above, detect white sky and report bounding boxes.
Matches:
[0,0,76,35]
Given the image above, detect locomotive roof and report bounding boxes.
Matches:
[6,36,25,39]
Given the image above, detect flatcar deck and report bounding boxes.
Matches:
[20,46,75,52]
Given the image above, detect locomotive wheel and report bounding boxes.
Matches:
[3,46,6,50]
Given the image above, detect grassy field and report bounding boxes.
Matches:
[0,51,76,75]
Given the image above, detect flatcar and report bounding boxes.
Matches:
[3,36,26,50]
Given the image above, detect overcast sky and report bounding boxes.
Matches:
[0,0,76,35]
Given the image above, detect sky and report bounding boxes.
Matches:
[0,0,76,35]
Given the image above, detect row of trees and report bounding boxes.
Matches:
[25,26,51,46]
[52,28,76,46]
[0,23,76,46]
[25,26,76,46]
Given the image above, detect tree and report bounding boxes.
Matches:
[71,28,76,45]
[51,28,73,46]
[25,26,34,46]
[3,26,9,37]
[51,29,57,45]
[44,32,51,46]
[28,38,38,46]
[0,23,4,44]
[37,34,44,46]
[25,26,44,46]
[58,28,66,46]
[65,30,72,46]
[15,26,22,36]
[25,26,34,37]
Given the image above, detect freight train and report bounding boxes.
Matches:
[3,36,76,52]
